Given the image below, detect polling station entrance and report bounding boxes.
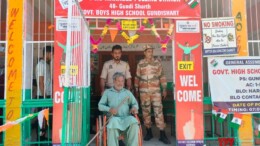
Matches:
[3,0,260,146]
[54,0,204,145]
[54,0,260,145]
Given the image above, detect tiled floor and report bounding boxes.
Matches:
[89,124,176,146]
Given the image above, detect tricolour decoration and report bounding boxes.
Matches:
[38,109,50,128]
[90,19,112,53]
[116,21,145,45]
[0,109,49,133]
[212,106,219,119]
[212,107,245,130]
[148,19,174,53]
[230,112,243,129]
[185,0,200,8]
[218,109,229,123]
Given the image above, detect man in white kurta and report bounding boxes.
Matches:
[98,72,139,146]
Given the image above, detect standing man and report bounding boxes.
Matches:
[100,45,132,94]
[135,44,171,144]
[35,45,53,140]
[98,72,139,146]
[35,45,53,98]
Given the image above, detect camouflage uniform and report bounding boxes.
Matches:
[134,58,167,130]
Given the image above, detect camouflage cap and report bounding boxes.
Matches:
[143,44,154,51]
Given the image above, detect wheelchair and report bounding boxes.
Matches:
[95,114,143,146]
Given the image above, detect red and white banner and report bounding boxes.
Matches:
[55,0,201,18]
[52,17,67,144]
[53,16,87,144]
[174,19,204,145]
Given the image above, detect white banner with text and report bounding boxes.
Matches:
[208,56,260,113]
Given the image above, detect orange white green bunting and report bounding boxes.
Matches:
[218,109,229,123]
[230,112,243,129]
[212,106,219,119]
[38,109,49,128]
[0,114,37,132]
[0,109,49,132]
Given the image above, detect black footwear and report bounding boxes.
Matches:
[119,140,125,146]
[144,128,153,141]
[159,130,171,144]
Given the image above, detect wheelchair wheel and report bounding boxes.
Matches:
[96,115,105,146]
[99,115,104,146]
[134,114,143,146]
[95,118,99,146]
[96,115,143,146]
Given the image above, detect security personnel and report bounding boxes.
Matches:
[100,45,132,95]
[135,44,171,144]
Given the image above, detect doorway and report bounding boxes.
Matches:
[88,18,176,146]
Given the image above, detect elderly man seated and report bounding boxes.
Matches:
[98,72,139,146]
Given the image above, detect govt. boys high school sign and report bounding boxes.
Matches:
[55,0,201,17]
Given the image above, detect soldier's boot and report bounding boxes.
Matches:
[159,130,171,144]
[143,128,153,141]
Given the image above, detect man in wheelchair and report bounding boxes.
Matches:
[98,72,139,146]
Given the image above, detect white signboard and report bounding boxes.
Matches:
[58,0,83,9]
[202,17,237,56]
[56,18,81,31]
[208,57,260,113]
[176,20,200,33]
